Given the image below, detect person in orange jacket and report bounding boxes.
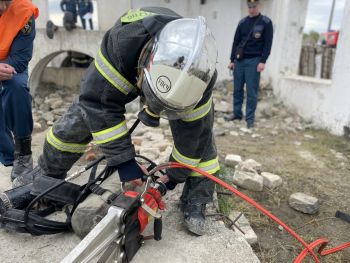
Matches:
[0,0,39,180]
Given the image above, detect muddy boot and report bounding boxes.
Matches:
[12,166,45,188]
[11,137,33,182]
[46,20,58,39]
[184,203,207,236]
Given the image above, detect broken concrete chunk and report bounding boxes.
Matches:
[261,172,282,189]
[233,171,263,192]
[229,211,258,245]
[236,159,262,174]
[289,192,320,214]
[225,154,242,167]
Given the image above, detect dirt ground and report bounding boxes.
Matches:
[214,92,350,262]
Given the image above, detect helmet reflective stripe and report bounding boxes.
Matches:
[189,158,220,177]
[92,120,129,145]
[95,50,134,95]
[46,129,87,153]
[142,16,217,119]
[121,9,156,23]
[171,145,201,167]
[180,96,212,122]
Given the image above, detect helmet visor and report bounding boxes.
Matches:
[142,16,217,115]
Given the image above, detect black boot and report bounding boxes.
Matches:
[183,203,207,236]
[46,20,58,39]
[11,136,33,182]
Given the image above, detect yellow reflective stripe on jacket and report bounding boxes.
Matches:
[46,129,87,153]
[190,157,220,177]
[171,145,201,167]
[180,97,212,122]
[121,9,156,23]
[92,120,129,145]
[95,50,134,95]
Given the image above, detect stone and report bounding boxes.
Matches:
[153,142,171,152]
[289,193,320,214]
[51,108,66,116]
[222,122,235,129]
[236,159,262,174]
[233,170,263,192]
[39,103,50,112]
[125,113,137,120]
[271,130,279,136]
[42,112,54,122]
[143,132,164,141]
[304,134,314,139]
[132,137,143,146]
[240,127,253,134]
[216,117,225,124]
[33,122,42,131]
[214,128,226,137]
[261,172,282,189]
[51,100,64,109]
[215,101,231,113]
[225,154,242,167]
[229,211,258,245]
[139,148,160,160]
[230,131,239,136]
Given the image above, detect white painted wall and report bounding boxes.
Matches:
[322,0,350,134]
[272,0,350,135]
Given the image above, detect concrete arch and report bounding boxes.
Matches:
[29,28,105,96]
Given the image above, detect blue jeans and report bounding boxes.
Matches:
[0,70,33,166]
[233,57,261,124]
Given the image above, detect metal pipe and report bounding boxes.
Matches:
[328,0,337,31]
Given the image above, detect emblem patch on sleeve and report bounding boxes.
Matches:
[21,20,33,35]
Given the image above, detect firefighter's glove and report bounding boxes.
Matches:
[138,187,165,233]
[117,159,145,183]
[146,187,166,210]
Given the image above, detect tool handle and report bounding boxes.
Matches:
[153,217,162,241]
[335,211,350,223]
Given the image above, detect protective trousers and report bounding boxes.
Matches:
[0,71,33,166]
[37,64,137,178]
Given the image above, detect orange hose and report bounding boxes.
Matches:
[154,162,350,263]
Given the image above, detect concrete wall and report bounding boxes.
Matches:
[98,0,243,80]
[41,67,86,91]
[272,0,350,135]
[29,29,104,96]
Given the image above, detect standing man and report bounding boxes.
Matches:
[0,0,39,180]
[78,0,93,30]
[227,0,273,128]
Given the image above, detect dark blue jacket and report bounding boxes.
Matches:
[60,0,77,15]
[230,14,273,63]
[2,15,36,73]
[78,0,93,17]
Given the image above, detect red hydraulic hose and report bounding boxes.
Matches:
[153,162,350,263]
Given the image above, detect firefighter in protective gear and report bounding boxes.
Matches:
[12,7,220,236]
[0,0,38,180]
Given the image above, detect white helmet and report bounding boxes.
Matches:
[141,16,218,119]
